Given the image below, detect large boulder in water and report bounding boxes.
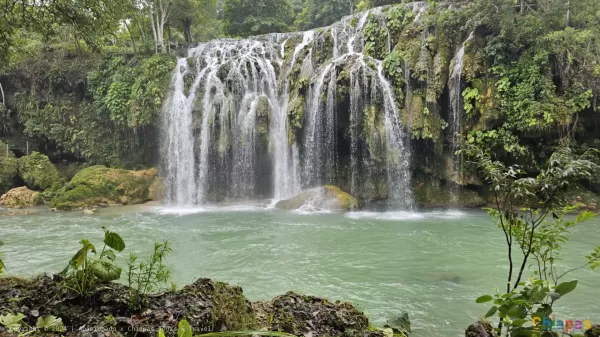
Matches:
[17,152,66,191]
[0,186,43,208]
[50,165,158,210]
[0,140,18,195]
[275,185,359,211]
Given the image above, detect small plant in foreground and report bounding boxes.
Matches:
[61,227,126,297]
[126,240,172,309]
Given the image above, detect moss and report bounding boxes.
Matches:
[275,185,358,211]
[324,185,359,210]
[148,176,166,201]
[363,104,385,162]
[255,95,271,135]
[0,140,18,194]
[17,152,66,191]
[287,96,304,144]
[50,165,157,210]
[212,281,256,330]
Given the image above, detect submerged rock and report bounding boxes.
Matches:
[0,187,43,208]
[275,185,359,211]
[17,152,65,191]
[50,166,158,210]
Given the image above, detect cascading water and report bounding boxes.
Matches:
[161,3,425,209]
[448,32,474,182]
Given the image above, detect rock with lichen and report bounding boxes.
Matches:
[275,185,359,211]
[0,186,43,208]
[50,165,158,210]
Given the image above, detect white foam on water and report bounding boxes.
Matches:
[346,209,468,221]
[155,204,268,215]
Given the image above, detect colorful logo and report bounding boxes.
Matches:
[532,316,592,333]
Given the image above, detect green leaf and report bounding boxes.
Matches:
[512,319,528,327]
[0,313,25,332]
[103,250,117,261]
[178,319,193,337]
[158,328,166,337]
[36,315,65,332]
[91,259,122,282]
[476,295,493,303]
[103,228,125,252]
[555,280,578,296]
[484,306,497,318]
[70,239,96,269]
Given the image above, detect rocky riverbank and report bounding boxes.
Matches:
[0,275,394,337]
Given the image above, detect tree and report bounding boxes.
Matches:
[223,0,293,37]
[463,144,600,336]
[170,0,221,43]
[294,0,354,30]
[138,0,173,52]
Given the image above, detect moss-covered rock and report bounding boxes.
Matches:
[17,152,65,191]
[253,291,381,337]
[465,321,493,337]
[0,276,255,336]
[0,187,43,208]
[148,176,166,201]
[0,140,18,194]
[275,185,358,211]
[50,165,158,210]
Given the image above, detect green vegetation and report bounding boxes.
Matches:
[17,152,65,191]
[223,0,294,36]
[463,144,600,336]
[50,165,158,210]
[126,241,173,309]
[0,140,17,195]
[61,227,126,297]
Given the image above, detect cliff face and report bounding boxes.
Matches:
[2,2,599,206]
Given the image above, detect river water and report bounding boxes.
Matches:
[0,205,598,336]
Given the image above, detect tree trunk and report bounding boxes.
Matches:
[150,9,158,53]
[124,21,137,52]
[565,0,570,27]
[183,18,192,44]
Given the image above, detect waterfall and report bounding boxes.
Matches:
[161,3,425,209]
[448,32,474,179]
[161,58,197,206]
